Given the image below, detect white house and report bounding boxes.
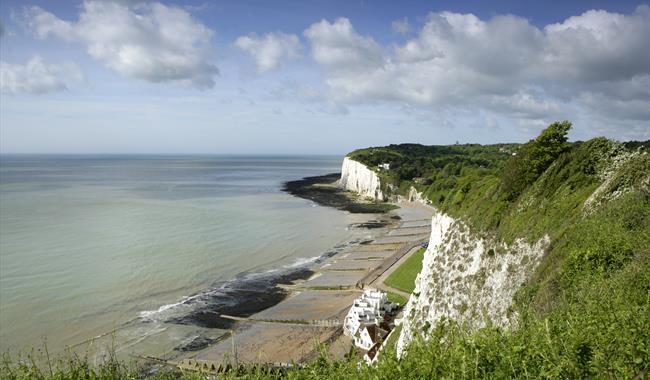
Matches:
[343,302,380,337]
[378,163,390,171]
[343,289,398,349]
[354,325,389,351]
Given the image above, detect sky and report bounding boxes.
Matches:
[0,0,649,154]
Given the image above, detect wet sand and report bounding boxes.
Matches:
[251,291,357,322]
[177,202,434,368]
[186,324,341,365]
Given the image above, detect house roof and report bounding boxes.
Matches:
[365,342,382,361]
[363,325,389,344]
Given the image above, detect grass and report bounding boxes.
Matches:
[385,291,407,307]
[383,248,426,293]
[382,325,402,352]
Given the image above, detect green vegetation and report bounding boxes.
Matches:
[385,291,407,307]
[384,248,426,293]
[500,120,572,201]
[347,123,650,377]
[382,325,402,352]
[347,142,518,199]
[3,123,649,378]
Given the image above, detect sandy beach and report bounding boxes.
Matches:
[177,201,434,368]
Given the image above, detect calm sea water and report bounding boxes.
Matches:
[0,155,373,358]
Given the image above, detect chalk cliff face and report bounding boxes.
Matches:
[400,186,431,204]
[397,211,549,355]
[339,157,386,201]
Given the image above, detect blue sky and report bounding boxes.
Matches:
[1,0,648,154]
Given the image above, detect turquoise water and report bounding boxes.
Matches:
[0,156,372,358]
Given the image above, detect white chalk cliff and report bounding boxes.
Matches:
[339,157,386,201]
[397,211,549,356]
[399,186,431,205]
[338,157,548,357]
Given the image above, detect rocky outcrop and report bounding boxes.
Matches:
[338,158,430,204]
[397,211,549,356]
[339,157,386,201]
[398,186,431,205]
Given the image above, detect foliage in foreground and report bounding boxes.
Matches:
[3,251,648,379]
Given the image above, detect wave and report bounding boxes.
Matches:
[138,294,199,322]
[132,235,373,351]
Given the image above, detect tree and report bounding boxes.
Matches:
[501,121,572,201]
[528,121,572,177]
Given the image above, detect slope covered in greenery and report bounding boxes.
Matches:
[3,123,648,379]
[349,122,650,377]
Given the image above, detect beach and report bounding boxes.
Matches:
[176,200,434,368]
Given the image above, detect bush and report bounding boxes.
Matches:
[501,121,572,201]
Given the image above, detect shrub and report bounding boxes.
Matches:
[501,121,572,201]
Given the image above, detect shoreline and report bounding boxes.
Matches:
[32,172,432,370]
[122,173,403,364]
[282,173,399,214]
[174,176,434,368]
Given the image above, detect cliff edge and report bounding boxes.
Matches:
[339,157,386,201]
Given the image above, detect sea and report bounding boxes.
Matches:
[0,155,377,360]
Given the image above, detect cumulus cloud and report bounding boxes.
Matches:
[26,1,218,88]
[1,56,83,95]
[304,18,383,70]
[543,6,650,82]
[303,7,650,139]
[235,32,301,73]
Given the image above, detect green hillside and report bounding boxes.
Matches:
[3,122,649,379]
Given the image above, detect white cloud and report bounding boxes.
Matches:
[1,56,83,95]
[235,32,301,73]
[543,6,650,82]
[302,7,650,139]
[26,1,218,89]
[576,89,650,122]
[485,92,564,120]
[304,18,383,70]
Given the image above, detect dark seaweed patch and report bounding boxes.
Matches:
[166,268,314,329]
[282,173,398,214]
